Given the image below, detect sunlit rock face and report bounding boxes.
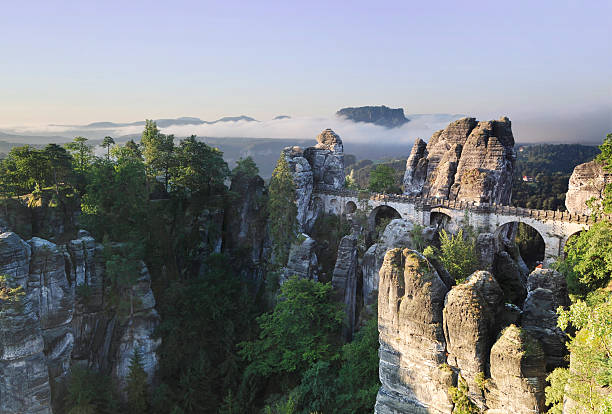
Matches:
[0,229,161,412]
[375,248,453,414]
[565,159,611,215]
[403,117,516,204]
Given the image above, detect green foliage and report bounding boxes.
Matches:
[436,229,479,282]
[0,274,25,314]
[562,221,612,296]
[545,292,612,413]
[232,156,259,179]
[103,241,143,317]
[310,213,351,279]
[127,348,149,414]
[268,155,298,266]
[239,277,343,380]
[449,375,479,414]
[65,136,94,175]
[409,224,426,252]
[368,164,398,193]
[597,134,612,214]
[65,366,118,414]
[140,120,176,192]
[153,254,258,414]
[101,136,116,159]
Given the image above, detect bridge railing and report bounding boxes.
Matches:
[313,186,605,224]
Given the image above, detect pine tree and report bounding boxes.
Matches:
[101,136,115,160]
[268,154,298,266]
[126,348,148,414]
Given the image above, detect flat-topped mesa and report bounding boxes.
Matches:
[403,117,516,205]
[565,159,612,215]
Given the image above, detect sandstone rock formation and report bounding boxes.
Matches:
[362,219,434,309]
[565,159,611,215]
[0,229,161,413]
[282,234,318,282]
[304,129,345,191]
[486,325,547,413]
[331,234,359,340]
[283,146,315,231]
[375,248,453,414]
[336,105,409,128]
[403,117,516,204]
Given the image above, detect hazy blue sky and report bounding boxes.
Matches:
[1,0,610,142]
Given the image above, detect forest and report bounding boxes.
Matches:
[0,126,610,413]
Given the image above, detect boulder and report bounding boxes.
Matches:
[521,288,567,371]
[486,325,547,413]
[375,249,453,414]
[565,160,611,215]
[443,271,503,406]
[283,234,318,282]
[303,128,345,191]
[526,268,570,310]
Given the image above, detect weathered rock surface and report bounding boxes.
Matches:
[331,234,359,340]
[0,229,161,413]
[283,146,315,232]
[282,234,318,282]
[375,249,453,414]
[487,325,547,413]
[522,287,567,371]
[526,268,570,310]
[565,160,611,215]
[304,128,345,191]
[402,117,516,204]
[362,219,433,308]
[336,105,409,128]
[443,271,504,406]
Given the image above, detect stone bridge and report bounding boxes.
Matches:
[313,187,601,263]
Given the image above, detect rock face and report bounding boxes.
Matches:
[375,249,452,414]
[282,234,318,282]
[402,117,516,204]
[362,219,434,309]
[443,271,504,407]
[565,160,611,214]
[487,325,547,413]
[336,105,409,128]
[0,230,161,413]
[331,234,359,340]
[282,129,345,233]
[304,129,345,191]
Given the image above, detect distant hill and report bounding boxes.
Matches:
[53,115,259,130]
[336,105,409,128]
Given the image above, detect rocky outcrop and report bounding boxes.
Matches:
[331,234,359,340]
[304,129,345,191]
[402,117,516,204]
[223,171,268,282]
[336,105,409,128]
[526,268,570,310]
[0,230,161,413]
[443,271,504,408]
[487,325,547,413]
[282,234,318,282]
[283,146,315,232]
[362,219,434,308]
[565,160,611,215]
[375,249,452,414]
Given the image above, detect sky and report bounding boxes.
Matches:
[0,0,610,143]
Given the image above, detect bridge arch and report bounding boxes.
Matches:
[369,205,401,231]
[494,221,545,270]
[345,200,357,214]
[329,198,340,215]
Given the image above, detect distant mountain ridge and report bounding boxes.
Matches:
[53,115,258,129]
[336,105,409,128]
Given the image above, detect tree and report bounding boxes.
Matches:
[101,136,115,160]
[171,135,229,200]
[545,292,612,413]
[434,229,479,282]
[368,164,396,193]
[43,143,73,195]
[127,348,149,414]
[140,120,175,192]
[0,274,25,314]
[239,277,343,389]
[65,137,93,174]
[268,154,298,265]
[232,156,259,179]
